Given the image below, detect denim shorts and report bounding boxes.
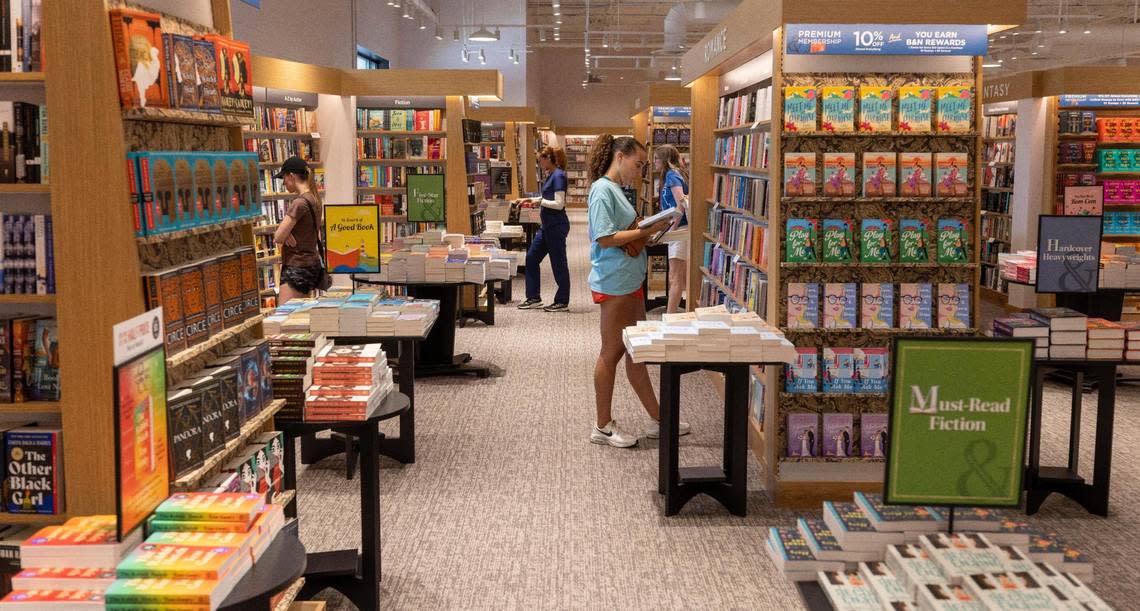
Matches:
[280,264,324,294]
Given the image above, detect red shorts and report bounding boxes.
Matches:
[592,286,645,304]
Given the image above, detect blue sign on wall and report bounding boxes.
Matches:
[1058,94,1140,108]
[785,24,988,56]
[652,106,691,119]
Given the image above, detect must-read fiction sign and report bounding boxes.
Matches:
[785,25,988,56]
[885,338,1033,507]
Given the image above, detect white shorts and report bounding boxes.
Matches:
[668,234,688,260]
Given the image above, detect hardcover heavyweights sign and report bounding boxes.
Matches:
[407,173,446,222]
[1036,215,1102,293]
[885,338,1033,507]
[786,24,988,56]
[324,204,381,274]
[113,308,170,540]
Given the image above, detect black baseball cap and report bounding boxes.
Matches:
[274,156,309,179]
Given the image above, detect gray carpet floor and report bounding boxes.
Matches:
[296,210,1140,610]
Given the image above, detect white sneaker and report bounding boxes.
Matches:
[591,420,638,448]
[645,419,691,439]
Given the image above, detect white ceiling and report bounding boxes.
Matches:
[987,0,1140,72]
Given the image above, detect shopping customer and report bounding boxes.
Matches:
[654,144,690,313]
[273,156,326,304]
[517,146,571,312]
[587,134,690,447]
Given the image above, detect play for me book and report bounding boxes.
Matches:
[899,218,931,263]
[784,87,818,132]
[859,219,894,263]
[862,152,896,197]
[898,86,934,133]
[859,86,893,132]
[936,86,973,133]
[937,218,969,263]
[785,218,819,262]
[822,219,854,263]
[820,86,856,133]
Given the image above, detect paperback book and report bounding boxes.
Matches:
[856,492,944,532]
[936,218,969,263]
[934,152,969,197]
[4,428,61,514]
[822,413,854,457]
[818,570,882,610]
[859,219,894,263]
[858,86,893,132]
[937,283,971,329]
[860,413,889,458]
[919,533,1005,584]
[784,153,817,196]
[822,347,855,393]
[820,86,856,133]
[898,86,934,133]
[787,412,818,457]
[785,347,818,394]
[821,219,854,263]
[862,152,896,197]
[899,283,933,329]
[783,87,818,132]
[785,218,819,262]
[858,562,911,609]
[899,152,932,197]
[823,502,905,552]
[786,283,819,329]
[822,152,856,196]
[822,283,856,329]
[860,283,894,329]
[885,543,946,598]
[898,219,931,263]
[936,86,973,133]
[854,347,888,394]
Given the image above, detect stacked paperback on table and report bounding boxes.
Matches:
[304,343,395,421]
[369,232,521,283]
[264,294,440,338]
[622,304,797,363]
[992,307,1134,360]
[268,333,329,421]
[766,492,1109,610]
[1001,244,1140,289]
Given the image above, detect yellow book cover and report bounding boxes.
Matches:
[144,530,254,550]
[936,85,973,133]
[898,86,935,133]
[152,493,264,525]
[859,86,894,132]
[820,86,856,133]
[105,577,219,606]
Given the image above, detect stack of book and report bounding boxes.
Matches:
[266,296,440,339]
[622,304,796,363]
[1121,322,1140,360]
[339,294,379,336]
[372,232,521,283]
[991,308,1091,360]
[1087,318,1125,360]
[1034,308,1088,360]
[991,314,1050,358]
[999,250,1037,285]
[304,344,395,421]
[268,333,328,421]
[767,492,1109,609]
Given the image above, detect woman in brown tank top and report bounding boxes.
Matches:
[273,156,324,304]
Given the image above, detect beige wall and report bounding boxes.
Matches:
[230,0,355,68]
[533,48,644,129]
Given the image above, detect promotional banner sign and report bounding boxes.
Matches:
[652,106,692,119]
[1058,94,1140,108]
[1063,186,1104,216]
[885,337,1033,507]
[324,204,381,274]
[785,24,988,56]
[407,173,446,222]
[113,308,169,540]
[1036,215,1102,293]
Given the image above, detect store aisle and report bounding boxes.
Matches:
[296,210,1140,610]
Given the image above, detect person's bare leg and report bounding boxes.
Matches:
[616,294,661,419]
[666,258,686,314]
[278,283,305,306]
[594,298,629,428]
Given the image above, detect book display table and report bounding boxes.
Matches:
[220,528,308,610]
[642,243,685,313]
[1027,358,1121,517]
[281,391,411,611]
[300,330,431,473]
[651,362,754,516]
[355,278,492,378]
[459,280,498,327]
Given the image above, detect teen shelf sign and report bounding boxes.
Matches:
[885,338,1033,507]
[785,24,988,56]
[112,307,170,540]
[1036,215,1102,293]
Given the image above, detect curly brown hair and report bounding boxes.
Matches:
[539,146,567,170]
[587,134,644,182]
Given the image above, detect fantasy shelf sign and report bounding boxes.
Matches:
[785,24,988,56]
[884,337,1033,508]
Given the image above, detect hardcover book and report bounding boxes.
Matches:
[205,35,254,117]
[786,283,819,329]
[783,86,818,132]
[199,365,240,442]
[4,427,61,514]
[822,283,856,329]
[936,218,969,263]
[822,347,856,393]
[820,86,856,133]
[860,413,889,458]
[898,86,934,133]
[192,38,222,113]
[108,8,169,109]
[899,283,933,329]
[784,152,816,196]
[937,283,971,329]
[785,347,818,394]
[821,219,854,263]
[854,347,889,394]
[236,247,259,316]
[822,152,856,196]
[859,219,894,263]
[785,218,819,262]
[899,152,932,197]
[860,283,894,329]
[787,412,818,457]
[164,34,199,111]
[218,254,244,327]
[180,263,208,347]
[898,218,931,263]
[859,86,893,132]
[29,318,58,401]
[167,388,204,478]
[180,376,225,459]
[936,86,973,133]
[201,257,224,339]
[822,413,854,457]
[934,152,969,197]
[861,152,896,197]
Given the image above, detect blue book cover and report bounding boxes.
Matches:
[855,347,889,394]
[822,283,857,329]
[785,347,818,393]
[822,347,856,393]
[860,283,894,329]
[787,282,819,329]
[5,428,60,514]
[899,283,933,329]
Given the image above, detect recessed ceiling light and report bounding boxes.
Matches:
[1010,56,1018,60]
[1034,29,1042,34]
[1031,51,1038,55]
[982,62,1001,68]
[1083,28,1091,34]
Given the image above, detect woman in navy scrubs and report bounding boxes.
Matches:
[518,146,571,312]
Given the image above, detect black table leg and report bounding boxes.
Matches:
[378,338,416,463]
[409,284,490,378]
[1089,366,1116,516]
[1026,366,1047,514]
[283,430,298,520]
[358,424,382,607]
[658,364,679,497]
[722,367,749,516]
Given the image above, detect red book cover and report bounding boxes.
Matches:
[205,35,253,117]
[108,8,169,109]
[219,254,244,328]
[201,257,224,338]
[236,247,258,319]
[414,110,430,131]
[143,266,186,354]
[180,263,208,347]
[10,317,37,402]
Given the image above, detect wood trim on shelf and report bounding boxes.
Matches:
[713,121,772,134]
[0,294,55,304]
[136,218,259,245]
[122,106,253,127]
[0,184,50,193]
[0,401,61,413]
[0,512,68,525]
[0,72,45,82]
[710,164,768,175]
[167,315,265,369]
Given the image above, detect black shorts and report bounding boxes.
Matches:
[280,264,324,294]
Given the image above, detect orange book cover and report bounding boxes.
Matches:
[108,8,170,109]
[22,523,117,548]
[205,35,254,117]
[115,543,245,580]
[145,530,254,551]
[0,590,105,605]
[153,493,264,524]
[105,577,219,606]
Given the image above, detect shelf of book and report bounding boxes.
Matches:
[172,398,286,491]
[0,294,54,303]
[243,130,319,139]
[356,187,408,195]
[357,129,447,137]
[711,164,767,175]
[714,121,772,135]
[0,184,50,193]
[357,158,444,166]
[785,131,977,139]
[260,160,322,169]
[122,106,252,128]
[135,218,259,245]
[0,401,60,413]
[564,135,597,207]
[167,314,266,369]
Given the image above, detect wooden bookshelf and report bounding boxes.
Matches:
[0,72,45,83]
[563,135,597,208]
[167,315,266,369]
[136,218,259,245]
[0,513,68,525]
[0,401,61,413]
[0,184,50,193]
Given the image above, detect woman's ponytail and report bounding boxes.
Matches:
[588,134,615,182]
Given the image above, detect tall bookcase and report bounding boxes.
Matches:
[639,109,693,216]
[980,105,1016,298]
[564,135,596,207]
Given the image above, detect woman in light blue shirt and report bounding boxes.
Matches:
[587,134,687,448]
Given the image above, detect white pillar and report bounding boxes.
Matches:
[1008,97,1048,310]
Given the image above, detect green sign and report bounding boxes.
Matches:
[885,337,1033,507]
[406,173,445,222]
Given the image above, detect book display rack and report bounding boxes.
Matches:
[682,1,1008,505]
[633,105,692,216]
[981,104,1015,298]
[563,135,597,207]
